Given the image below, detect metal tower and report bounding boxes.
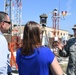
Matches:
[4,0,22,69]
[52,9,60,37]
[4,0,12,33]
[4,0,12,19]
[4,0,22,35]
[52,9,67,38]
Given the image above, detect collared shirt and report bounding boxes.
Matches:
[0,31,8,75]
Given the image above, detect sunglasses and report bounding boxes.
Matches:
[4,21,11,24]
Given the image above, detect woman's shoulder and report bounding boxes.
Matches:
[38,46,53,54]
[40,46,55,64]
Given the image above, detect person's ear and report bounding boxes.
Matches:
[1,22,4,28]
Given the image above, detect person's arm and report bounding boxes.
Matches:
[50,57,63,75]
[57,42,64,50]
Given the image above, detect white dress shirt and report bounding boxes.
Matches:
[0,31,8,75]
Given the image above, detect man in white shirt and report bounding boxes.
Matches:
[0,11,11,75]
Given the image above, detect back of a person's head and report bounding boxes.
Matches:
[0,11,8,23]
[22,21,41,55]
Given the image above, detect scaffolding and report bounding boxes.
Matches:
[4,0,22,70]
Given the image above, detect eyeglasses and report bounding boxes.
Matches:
[4,21,11,24]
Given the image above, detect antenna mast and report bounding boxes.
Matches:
[4,0,22,35]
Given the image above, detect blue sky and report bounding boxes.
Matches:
[0,0,76,34]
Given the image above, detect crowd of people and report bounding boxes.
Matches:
[0,11,76,75]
